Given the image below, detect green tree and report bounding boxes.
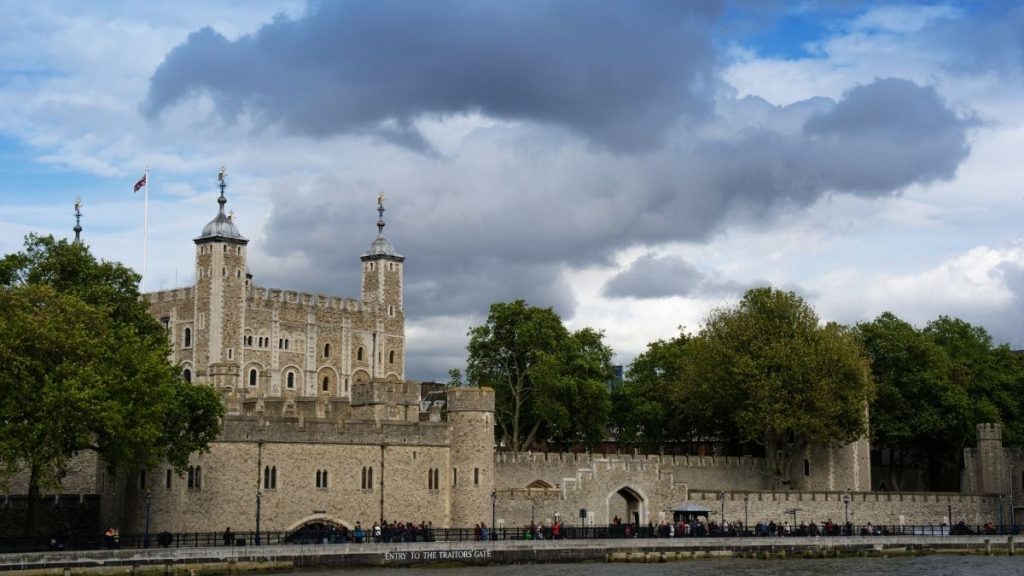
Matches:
[855,312,966,490]
[690,287,874,480]
[611,333,694,451]
[0,235,224,535]
[465,300,612,453]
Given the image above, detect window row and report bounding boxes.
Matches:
[426,468,440,491]
[196,244,243,255]
[361,466,374,490]
[316,469,329,488]
[246,368,350,393]
[450,467,481,487]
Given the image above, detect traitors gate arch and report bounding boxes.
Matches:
[606,486,647,526]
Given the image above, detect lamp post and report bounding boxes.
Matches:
[255,491,262,545]
[718,491,725,534]
[743,494,749,533]
[999,496,1005,535]
[843,491,851,530]
[1010,495,1016,534]
[490,491,497,541]
[144,491,152,549]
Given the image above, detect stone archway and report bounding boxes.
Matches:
[285,515,352,544]
[607,486,646,526]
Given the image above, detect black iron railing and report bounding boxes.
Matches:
[0,523,1015,554]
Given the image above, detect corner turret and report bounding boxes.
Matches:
[191,168,249,392]
[359,193,405,381]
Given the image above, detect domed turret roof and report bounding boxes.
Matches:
[361,193,403,261]
[194,171,248,244]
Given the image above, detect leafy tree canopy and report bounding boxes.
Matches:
[0,235,223,533]
[686,287,874,478]
[465,300,612,453]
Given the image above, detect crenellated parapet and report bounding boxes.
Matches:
[144,286,195,303]
[217,414,450,446]
[248,286,364,312]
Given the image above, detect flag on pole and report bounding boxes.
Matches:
[134,173,147,193]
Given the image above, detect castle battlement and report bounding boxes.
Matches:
[976,422,1003,442]
[496,452,764,469]
[248,285,363,311]
[144,286,195,302]
[219,414,450,445]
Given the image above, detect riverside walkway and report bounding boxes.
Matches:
[1,535,1020,573]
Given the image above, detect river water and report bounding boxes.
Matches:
[296,556,1024,576]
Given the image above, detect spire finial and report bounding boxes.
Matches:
[376,191,386,237]
[73,197,83,243]
[217,166,228,213]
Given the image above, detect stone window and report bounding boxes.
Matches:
[227,348,233,360]
[249,369,258,387]
[324,343,331,358]
[361,466,374,491]
[139,470,146,490]
[236,269,241,278]
[223,245,228,253]
[183,327,192,348]
[322,376,329,392]
[344,377,349,393]
[474,467,479,485]
[182,368,191,383]
[287,372,295,389]
[165,469,172,489]
[389,350,395,364]
[160,316,170,330]
[279,338,284,349]
[263,466,277,489]
[452,468,457,487]
[357,347,364,361]
[804,459,810,477]
[236,246,241,255]
[187,466,202,490]
[316,469,329,489]
[427,468,440,491]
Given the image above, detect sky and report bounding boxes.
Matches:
[2,1,1023,381]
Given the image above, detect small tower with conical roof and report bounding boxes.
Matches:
[192,168,249,391]
[360,193,405,380]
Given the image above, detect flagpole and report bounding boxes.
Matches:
[142,167,149,292]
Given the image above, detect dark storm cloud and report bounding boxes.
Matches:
[250,77,973,352]
[602,254,758,299]
[144,0,723,152]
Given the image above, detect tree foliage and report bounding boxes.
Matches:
[859,312,1024,490]
[0,235,224,534]
[465,300,612,453]
[688,287,874,478]
[611,333,694,452]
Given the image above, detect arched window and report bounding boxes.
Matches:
[182,368,191,383]
[357,347,363,361]
[263,465,277,489]
[286,372,295,389]
[188,466,202,489]
[324,343,331,358]
[389,350,395,364]
[183,327,192,348]
[279,338,284,349]
[249,369,258,387]
[322,376,329,392]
